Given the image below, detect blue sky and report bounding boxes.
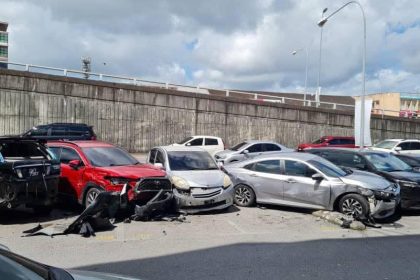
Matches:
[1,0,420,96]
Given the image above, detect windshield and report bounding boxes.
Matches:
[83,147,139,167]
[230,142,247,151]
[168,151,218,171]
[308,158,347,178]
[177,137,193,145]
[312,137,327,144]
[365,153,412,172]
[374,140,398,150]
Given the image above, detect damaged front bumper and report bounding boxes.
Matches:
[369,196,399,219]
[0,176,59,209]
[174,186,234,214]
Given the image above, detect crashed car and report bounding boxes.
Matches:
[47,140,171,208]
[0,137,60,212]
[223,153,400,219]
[147,146,234,213]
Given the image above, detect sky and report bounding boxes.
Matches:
[1,0,420,96]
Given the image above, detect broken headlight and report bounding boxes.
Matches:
[223,175,232,189]
[106,177,130,185]
[171,176,190,190]
[397,180,418,188]
[372,190,393,200]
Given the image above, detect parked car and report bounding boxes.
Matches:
[147,146,234,213]
[214,140,293,164]
[394,153,420,171]
[224,153,399,219]
[47,140,171,208]
[371,139,420,154]
[0,137,60,213]
[297,136,356,151]
[0,246,142,280]
[172,135,225,156]
[22,123,97,141]
[306,148,420,209]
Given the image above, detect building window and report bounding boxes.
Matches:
[0,33,7,44]
[0,47,7,57]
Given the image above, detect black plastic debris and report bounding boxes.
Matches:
[130,190,174,221]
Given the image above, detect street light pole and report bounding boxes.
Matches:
[317,1,366,149]
[316,8,328,107]
[292,47,309,105]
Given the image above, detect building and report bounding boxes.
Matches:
[365,92,420,118]
[0,21,8,69]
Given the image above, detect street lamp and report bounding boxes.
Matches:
[317,1,366,149]
[291,47,309,105]
[316,8,328,107]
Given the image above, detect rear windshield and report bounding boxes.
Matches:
[0,142,51,161]
[230,142,247,151]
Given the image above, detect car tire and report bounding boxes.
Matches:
[338,193,369,218]
[84,187,103,208]
[234,184,256,207]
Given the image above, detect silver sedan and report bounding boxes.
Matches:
[223,153,400,219]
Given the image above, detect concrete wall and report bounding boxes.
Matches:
[1,69,420,152]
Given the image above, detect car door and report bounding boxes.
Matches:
[57,147,86,198]
[186,138,203,147]
[263,143,282,155]
[204,137,220,155]
[396,141,411,154]
[242,160,284,204]
[405,141,420,154]
[281,159,330,209]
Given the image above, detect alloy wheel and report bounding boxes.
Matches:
[235,186,252,205]
[86,190,99,206]
[341,198,363,216]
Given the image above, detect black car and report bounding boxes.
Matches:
[305,148,420,209]
[0,138,60,212]
[22,123,97,141]
[395,153,420,171]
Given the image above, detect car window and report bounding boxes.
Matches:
[340,139,355,145]
[410,142,420,150]
[60,147,82,164]
[177,136,193,145]
[51,127,67,136]
[284,160,316,177]
[27,126,48,136]
[48,147,62,159]
[307,158,347,177]
[189,138,203,146]
[398,142,411,150]
[0,254,45,280]
[148,149,157,164]
[67,126,90,136]
[205,138,219,146]
[247,144,263,153]
[155,150,165,164]
[264,144,281,151]
[312,137,327,144]
[397,156,420,167]
[252,160,281,174]
[328,139,341,145]
[0,142,50,160]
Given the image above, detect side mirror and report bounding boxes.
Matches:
[394,147,402,152]
[243,150,249,155]
[154,163,165,170]
[68,159,81,170]
[312,173,324,181]
[186,143,191,146]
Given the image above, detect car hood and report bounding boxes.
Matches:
[69,270,142,280]
[215,149,236,158]
[171,170,225,188]
[384,170,420,183]
[340,170,391,190]
[94,164,166,179]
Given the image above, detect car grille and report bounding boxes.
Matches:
[191,188,222,199]
[136,178,172,192]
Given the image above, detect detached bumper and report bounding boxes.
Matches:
[370,198,398,219]
[0,176,59,208]
[174,186,234,214]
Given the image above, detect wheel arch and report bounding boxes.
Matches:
[79,182,105,205]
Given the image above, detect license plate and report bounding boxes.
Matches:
[204,199,215,205]
[28,168,39,177]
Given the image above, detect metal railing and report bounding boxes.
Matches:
[2,61,358,110]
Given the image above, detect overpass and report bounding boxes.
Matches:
[0,68,419,152]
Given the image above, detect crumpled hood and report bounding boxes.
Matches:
[94,164,166,179]
[340,170,391,190]
[171,170,225,188]
[69,270,142,280]
[386,170,420,183]
[214,149,236,158]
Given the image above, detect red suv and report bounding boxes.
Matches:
[297,136,356,151]
[47,141,171,208]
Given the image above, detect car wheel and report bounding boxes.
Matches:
[84,187,103,208]
[338,194,369,218]
[234,184,255,207]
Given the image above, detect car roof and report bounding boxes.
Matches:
[38,123,90,127]
[190,135,221,139]
[245,152,319,161]
[155,146,206,152]
[378,139,420,142]
[242,140,279,144]
[306,147,391,155]
[47,140,114,148]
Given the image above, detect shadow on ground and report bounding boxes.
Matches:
[74,235,420,280]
